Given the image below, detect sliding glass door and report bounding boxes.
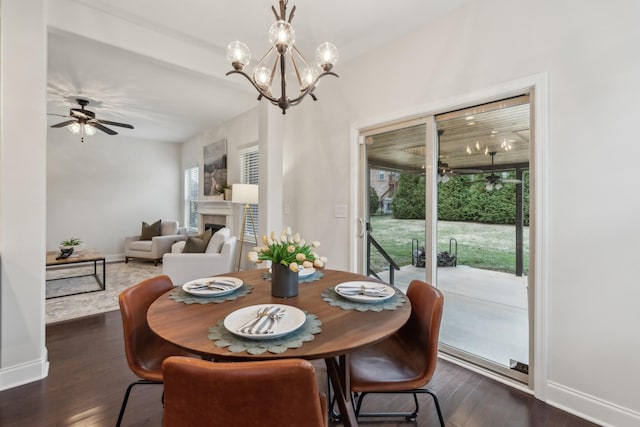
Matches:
[358,94,532,383]
[435,95,531,382]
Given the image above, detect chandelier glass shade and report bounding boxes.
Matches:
[226,0,338,114]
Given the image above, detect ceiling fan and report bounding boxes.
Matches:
[437,160,483,183]
[49,98,134,142]
[483,151,522,191]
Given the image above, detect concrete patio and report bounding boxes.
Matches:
[377,264,529,369]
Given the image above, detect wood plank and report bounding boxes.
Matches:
[0,310,599,427]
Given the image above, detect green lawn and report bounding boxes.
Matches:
[368,216,529,274]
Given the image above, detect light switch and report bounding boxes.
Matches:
[334,204,347,218]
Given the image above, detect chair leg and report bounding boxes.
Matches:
[354,389,444,427]
[116,379,159,427]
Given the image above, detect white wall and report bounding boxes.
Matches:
[0,0,49,390]
[181,107,261,270]
[282,0,640,426]
[47,130,182,259]
[181,107,259,190]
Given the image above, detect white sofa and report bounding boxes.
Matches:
[124,220,187,265]
[162,227,237,286]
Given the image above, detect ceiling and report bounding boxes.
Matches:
[367,95,530,173]
[46,0,470,143]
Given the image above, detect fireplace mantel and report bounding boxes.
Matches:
[196,200,234,233]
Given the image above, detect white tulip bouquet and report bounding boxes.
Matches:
[248,227,327,272]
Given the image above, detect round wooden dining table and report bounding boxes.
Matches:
[147,268,411,427]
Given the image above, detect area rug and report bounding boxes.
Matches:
[46,261,162,324]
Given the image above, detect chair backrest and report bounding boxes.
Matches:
[160,220,179,236]
[397,280,444,385]
[118,275,191,380]
[162,357,327,427]
[205,227,231,253]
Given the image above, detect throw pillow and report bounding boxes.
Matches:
[140,220,162,241]
[182,228,213,253]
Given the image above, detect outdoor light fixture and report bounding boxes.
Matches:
[225,0,339,114]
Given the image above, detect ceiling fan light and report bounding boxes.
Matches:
[486,182,493,191]
[67,122,81,134]
[84,124,96,136]
[495,182,503,190]
[441,174,450,184]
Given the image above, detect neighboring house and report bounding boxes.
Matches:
[369,169,399,214]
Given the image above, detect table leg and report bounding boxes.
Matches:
[325,355,358,427]
[93,258,106,291]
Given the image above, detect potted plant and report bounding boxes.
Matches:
[60,237,85,253]
[247,227,327,297]
[217,184,233,200]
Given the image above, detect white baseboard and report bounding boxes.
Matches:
[547,381,640,427]
[0,350,49,391]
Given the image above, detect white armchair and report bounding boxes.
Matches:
[162,227,237,286]
[124,220,187,266]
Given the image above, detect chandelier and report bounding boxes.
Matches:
[225,0,339,114]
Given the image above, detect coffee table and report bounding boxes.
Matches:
[45,249,106,299]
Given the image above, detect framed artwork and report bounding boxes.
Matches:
[203,139,227,198]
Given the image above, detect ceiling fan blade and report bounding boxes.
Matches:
[48,113,71,118]
[70,110,93,120]
[89,122,118,135]
[451,168,484,174]
[51,120,77,128]
[501,178,522,184]
[98,119,134,129]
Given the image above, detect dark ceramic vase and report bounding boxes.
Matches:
[271,263,299,298]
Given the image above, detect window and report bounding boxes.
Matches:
[240,147,259,241]
[378,171,385,181]
[185,166,199,233]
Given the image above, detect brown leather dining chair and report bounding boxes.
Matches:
[162,356,328,427]
[116,275,196,427]
[348,279,445,425]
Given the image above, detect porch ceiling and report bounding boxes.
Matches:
[367,96,530,174]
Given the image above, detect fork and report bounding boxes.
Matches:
[266,308,286,334]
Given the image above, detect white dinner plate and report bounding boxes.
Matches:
[224,304,306,340]
[334,281,395,303]
[182,276,243,297]
[298,267,315,279]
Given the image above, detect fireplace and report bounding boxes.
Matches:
[196,200,234,234]
[205,223,225,234]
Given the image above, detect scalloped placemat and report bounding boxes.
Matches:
[169,284,254,304]
[208,313,322,355]
[321,287,407,312]
[260,270,324,283]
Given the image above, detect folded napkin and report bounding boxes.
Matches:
[238,306,286,334]
[188,280,236,291]
[337,284,390,297]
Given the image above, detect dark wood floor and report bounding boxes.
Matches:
[0,311,599,427]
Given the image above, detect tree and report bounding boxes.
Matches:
[391,174,425,219]
[369,186,380,215]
